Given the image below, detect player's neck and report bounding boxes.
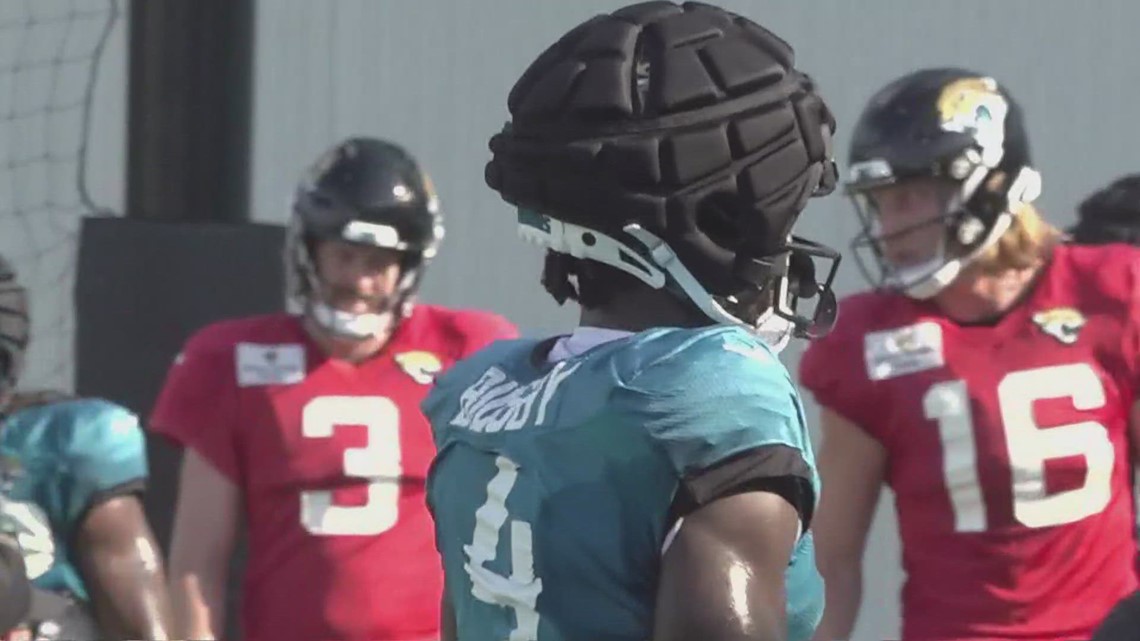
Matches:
[932,262,1044,324]
[303,318,391,363]
[579,289,706,332]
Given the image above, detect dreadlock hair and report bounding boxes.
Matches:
[541,250,644,310]
[1069,174,1140,246]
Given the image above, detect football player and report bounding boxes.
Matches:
[1069,174,1140,245]
[421,3,841,641]
[801,68,1140,641]
[152,137,518,641]
[0,255,173,640]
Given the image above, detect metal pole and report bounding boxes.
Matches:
[126,0,255,223]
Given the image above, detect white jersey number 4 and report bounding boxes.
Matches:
[299,395,403,536]
[923,362,1114,532]
[464,455,543,641]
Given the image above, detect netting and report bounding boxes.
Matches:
[0,0,119,393]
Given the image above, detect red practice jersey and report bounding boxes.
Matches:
[150,306,517,641]
[800,243,1140,641]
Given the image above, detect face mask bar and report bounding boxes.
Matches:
[518,208,841,341]
[284,210,439,341]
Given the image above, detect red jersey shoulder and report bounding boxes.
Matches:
[180,313,304,358]
[402,304,517,359]
[800,289,918,383]
[799,289,934,435]
[1048,242,1139,307]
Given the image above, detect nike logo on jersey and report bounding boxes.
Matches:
[1031,307,1086,345]
[863,321,945,381]
[450,360,580,433]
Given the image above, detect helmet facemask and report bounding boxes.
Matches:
[285,211,443,342]
[518,207,839,352]
[847,154,1041,300]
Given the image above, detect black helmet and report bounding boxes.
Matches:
[846,67,1042,298]
[286,137,444,339]
[1069,174,1140,246]
[0,255,28,410]
[484,1,841,342]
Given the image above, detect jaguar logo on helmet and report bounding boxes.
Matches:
[936,77,1009,167]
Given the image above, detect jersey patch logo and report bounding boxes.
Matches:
[395,351,443,385]
[1032,307,1085,345]
[235,343,306,387]
[864,321,944,381]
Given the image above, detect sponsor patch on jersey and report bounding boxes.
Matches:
[235,343,306,387]
[863,321,944,381]
[395,351,443,385]
[1032,306,1086,345]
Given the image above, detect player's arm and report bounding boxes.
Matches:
[440,592,457,641]
[75,494,173,640]
[149,328,244,640]
[167,449,241,640]
[809,407,887,641]
[655,489,800,641]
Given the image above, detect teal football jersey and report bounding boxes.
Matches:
[0,398,147,601]
[423,326,823,641]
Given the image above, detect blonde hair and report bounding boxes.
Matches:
[970,202,1061,275]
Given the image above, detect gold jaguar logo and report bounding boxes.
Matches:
[395,351,443,385]
[936,77,1002,128]
[1031,307,1086,345]
[935,76,1010,168]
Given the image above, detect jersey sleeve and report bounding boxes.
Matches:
[614,330,817,522]
[1121,251,1140,395]
[459,311,519,357]
[798,309,890,442]
[61,400,148,526]
[148,328,242,482]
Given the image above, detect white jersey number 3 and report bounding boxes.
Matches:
[299,395,403,536]
[923,362,1115,532]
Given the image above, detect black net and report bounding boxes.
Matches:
[0,0,119,392]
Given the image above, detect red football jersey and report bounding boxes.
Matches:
[800,243,1140,641]
[150,306,517,641]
